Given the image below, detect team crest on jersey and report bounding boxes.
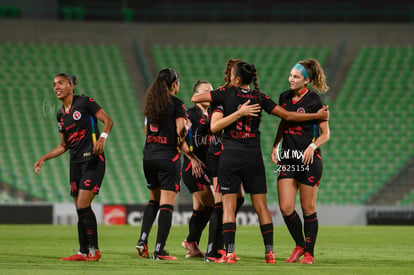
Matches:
[297,107,306,113]
[73,110,82,120]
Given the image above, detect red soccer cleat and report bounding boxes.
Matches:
[265,251,276,264]
[215,251,237,264]
[60,252,88,261]
[299,252,314,264]
[286,246,305,263]
[87,249,101,261]
[181,240,204,258]
[136,242,149,258]
[152,250,177,260]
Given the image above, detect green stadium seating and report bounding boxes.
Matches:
[0,42,146,204]
[323,46,414,205]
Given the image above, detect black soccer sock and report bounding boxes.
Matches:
[235,197,244,215]
[154,204,174,254]
[78,206,99,250]
[138,200,160,244]
[215,203,224,251]
[206,203,223,255]
[222,222,236,254]
[283,210,306,248]
[76,220,88,254]
[303,212,318,256]
[260,223,274,253]
[187,207,213,243]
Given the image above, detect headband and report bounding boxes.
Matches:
[293,63,309,79]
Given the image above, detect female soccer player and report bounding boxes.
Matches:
[135,68,203,260]
[192,61,329,263]
[270,58,330,264]
[204,58,248,261]
[181,80,215,258]
[34,73,113,261]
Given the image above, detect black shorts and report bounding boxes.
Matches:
[70,155,105,197]
[277,156,323,187]
[143,158,181,192]
[182,157,212,193]
[207,150,221,178]
[218,149,267,195]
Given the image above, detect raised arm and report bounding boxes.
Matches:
[271,105,329,122]
[191,92,212,103]
[34,133,68,174]
[210,100,261,133]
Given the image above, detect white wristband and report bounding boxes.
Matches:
[309,143,317,150]
[100,132,109,139]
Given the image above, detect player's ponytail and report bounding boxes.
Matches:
[223,58,241,87]
[235,62,262,104]
[299,59,329,94]
[144,68,179,124]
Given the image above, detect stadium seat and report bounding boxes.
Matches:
[0,42,146,204]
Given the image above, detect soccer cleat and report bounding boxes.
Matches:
[87,249,101,261]
[265,251,276,264]
[299,252,314,264]
[215,252,237,264]
[60,252,88,261]
[217,249,240,261]
[152,250,177,260]
[181,240,204,258]
[136,242,149,258]
[285,246,305,263]
[217,249,226,256]
[204,251,221,262]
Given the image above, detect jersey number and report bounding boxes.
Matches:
[236,105,252,132]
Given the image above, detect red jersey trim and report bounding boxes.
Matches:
[292,90,311,105]
[95,108,103,116]
[270,104,279,113]
[172,152,180,162]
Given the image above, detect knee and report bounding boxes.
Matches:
[301,206,316,217]
[279,205,295,217]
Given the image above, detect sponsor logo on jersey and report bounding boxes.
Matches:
[73,110,82,120]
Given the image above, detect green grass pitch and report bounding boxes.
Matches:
[0,225,413,274]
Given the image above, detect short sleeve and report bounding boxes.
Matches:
[210,88,228,106]
[261,93,277,114]
[173,97,187,119]
[84,96,102,116]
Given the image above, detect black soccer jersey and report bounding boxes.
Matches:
[207,105,224,156]
[143,95,187,160]
[185,105,211,163]
[57,95,103,163]
[279,89,325,158]
[210,86,277,150]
